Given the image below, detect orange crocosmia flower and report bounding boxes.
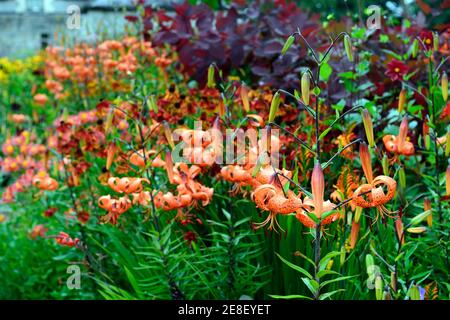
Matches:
[383,116,415,156]
[352,143,397,221]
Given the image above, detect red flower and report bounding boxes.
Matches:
[184,231,197,246]
[419,30,433,50]
[385,59,408,81]
[44,207,57,217]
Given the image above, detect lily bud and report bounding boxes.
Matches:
[397,116,408,153]
[409,210,432,226]
[362,109,374,147]
[445,132,450,156]
[366,254,375,276]
[269,91,281,123]
[281,35,295,55]
[240,84,250,112]
[407,226,427,234]
[350,221,360,249]
[340,245,346,266]
[359,143,373,183]
[395,217,404,245]
[354,206,363,223]
[442,72,448,102]
[382,154,389,176]
[408,285,420,300]
[447,165,450,195]
[375,276,383,300]
[147,95,158,113]
[207,64,215,88]
[383,290,392,300]
[163,122,174,149]
[398,89,406,113]
[398,166,406,189]
[106,143,117,170]
[424,198,432,227]
[412,39,419,58]
[311,162,324,218]
[433,32,439,52]
[344,34,354,62]
[391,271,397,293]
[301,71,311,106]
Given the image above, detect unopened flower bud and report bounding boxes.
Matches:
[407,226,427,234]
[362,109,374,147]
[311,162,324,218]
[399,166,406,189]
[344,34,354,62]
[375,276,383,300]
[240,84,250,112]
[398,89,406,113]
[442,72,448,102]
[433,32,439,52]
[281,35,295,55]
[207,64,215,88]
[269,91,281,123]
[424,197,432,227]
[412,39,419,58]
[301,71,311,106]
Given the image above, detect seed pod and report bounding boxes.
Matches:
[412,39,419,58]
[362,109,375,147]
[375,276,383,300]
[398,166,406,189]
[433,32,439,52]
[268,91,281,123]
[407,226,427,234]
[207,64,215,88]
[424,198,432,227]
[398,89,406,113]
[344,34,354,62]
[281,35,295,55]
[442,72,448,102]
[301,71,311,106]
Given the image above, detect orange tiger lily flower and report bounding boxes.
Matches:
[383,117,415,156]
[295,197,338,229]
[32,171,59,191]
[352,143,397,220]
[252,184,303,231]
[107,177,149,194]
[98,195,132,224]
